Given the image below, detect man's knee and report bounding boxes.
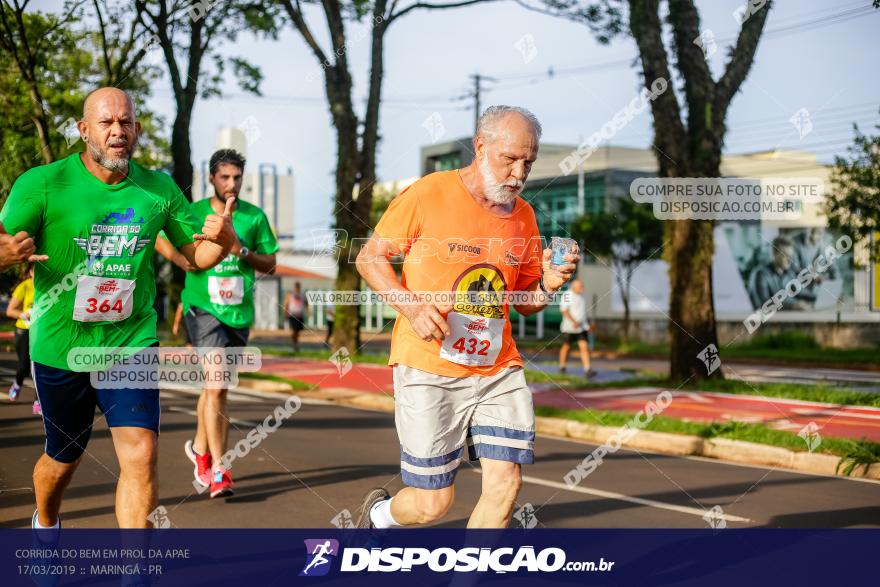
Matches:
[34,454,80,482]
[118,433,158,473]
[414,487,455,523]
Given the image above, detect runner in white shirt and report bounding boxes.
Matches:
[559,279,593,377]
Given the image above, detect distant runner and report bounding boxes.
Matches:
[6,264,41,415]
[0,87,235,530]
[355,105,579,528]
[558,279,593,377]
[284,282,307,352]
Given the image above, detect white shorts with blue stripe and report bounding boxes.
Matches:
[393,363,535,490]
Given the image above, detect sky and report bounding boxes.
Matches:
[38,0,880,243]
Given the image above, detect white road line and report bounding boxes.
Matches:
[161,388,253,403]
[790,408,880,421]
[266,369,338,376]
[160,386,331,406]
[684,392,713,404]
[471,470,753,523]
[166,405,256,427]
[573,387,666,399]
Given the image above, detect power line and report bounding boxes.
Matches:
[479,5,876,93]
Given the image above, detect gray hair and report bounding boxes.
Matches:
[476,105,542,143]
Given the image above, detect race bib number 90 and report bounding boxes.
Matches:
[440,312,504,367]
[209,276,244,306]
[73,276,136,322]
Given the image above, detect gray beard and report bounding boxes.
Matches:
[479,155,519,204]
[87,140,131,173]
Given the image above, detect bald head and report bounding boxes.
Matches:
[83,87,136,121]
[571,280,583,294]
[78,87,140,175]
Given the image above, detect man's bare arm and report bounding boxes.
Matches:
[356,234,450,342]
[155,235,197,272]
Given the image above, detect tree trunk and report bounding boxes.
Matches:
[27,86,54,164]
[667,153,721,380]
[618,262,632,347]
[328,2,388,354]
[330,147,362,352]
[170,100,194,202]
[327,61,363,352]
[666,219,719,380]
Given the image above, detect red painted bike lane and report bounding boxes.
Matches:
[258,358,880,442]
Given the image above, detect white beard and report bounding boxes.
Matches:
[479,155,522,204]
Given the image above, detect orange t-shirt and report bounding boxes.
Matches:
[374,170,544,378]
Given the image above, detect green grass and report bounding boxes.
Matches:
[720,331,880,366]
[521,331,880,367]
[534,405,880,467]
[238,371,317,391]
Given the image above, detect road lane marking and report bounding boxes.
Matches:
[471,470,753,523]
[573,387,667,398]
[166,406,256,427]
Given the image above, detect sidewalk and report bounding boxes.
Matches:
[254,356,880,443]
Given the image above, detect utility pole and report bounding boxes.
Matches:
[466,73,498,133]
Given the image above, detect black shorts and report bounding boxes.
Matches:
[288,316,305,332]
[33,348,161,463]
[563,330,589,344]
[184,306,250,348]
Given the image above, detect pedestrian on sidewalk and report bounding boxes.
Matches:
[558,279,593,377]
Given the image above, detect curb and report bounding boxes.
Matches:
[234,379,879,482]
[537,416,880,481]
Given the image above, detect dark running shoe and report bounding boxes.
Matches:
[355,488,391,529]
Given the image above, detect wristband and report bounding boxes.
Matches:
[539,274,555,299]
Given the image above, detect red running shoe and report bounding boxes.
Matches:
[210,468,234,499]
[184,439,212,489]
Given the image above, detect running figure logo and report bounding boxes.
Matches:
[299,539,340,577]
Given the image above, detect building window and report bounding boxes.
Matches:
[431,153,461,172]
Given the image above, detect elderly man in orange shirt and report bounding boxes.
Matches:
[356,105,579,529]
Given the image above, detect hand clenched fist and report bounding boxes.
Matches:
[0,223,48,269]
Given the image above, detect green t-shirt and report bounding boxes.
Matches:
[181,197,279,329]
[0,153,201,370]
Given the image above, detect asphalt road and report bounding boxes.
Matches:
[1,366,878,529]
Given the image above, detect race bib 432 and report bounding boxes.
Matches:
[440,312,504,367]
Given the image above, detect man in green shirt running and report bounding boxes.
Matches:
[157,149,278,498]
[0,87,236,530]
